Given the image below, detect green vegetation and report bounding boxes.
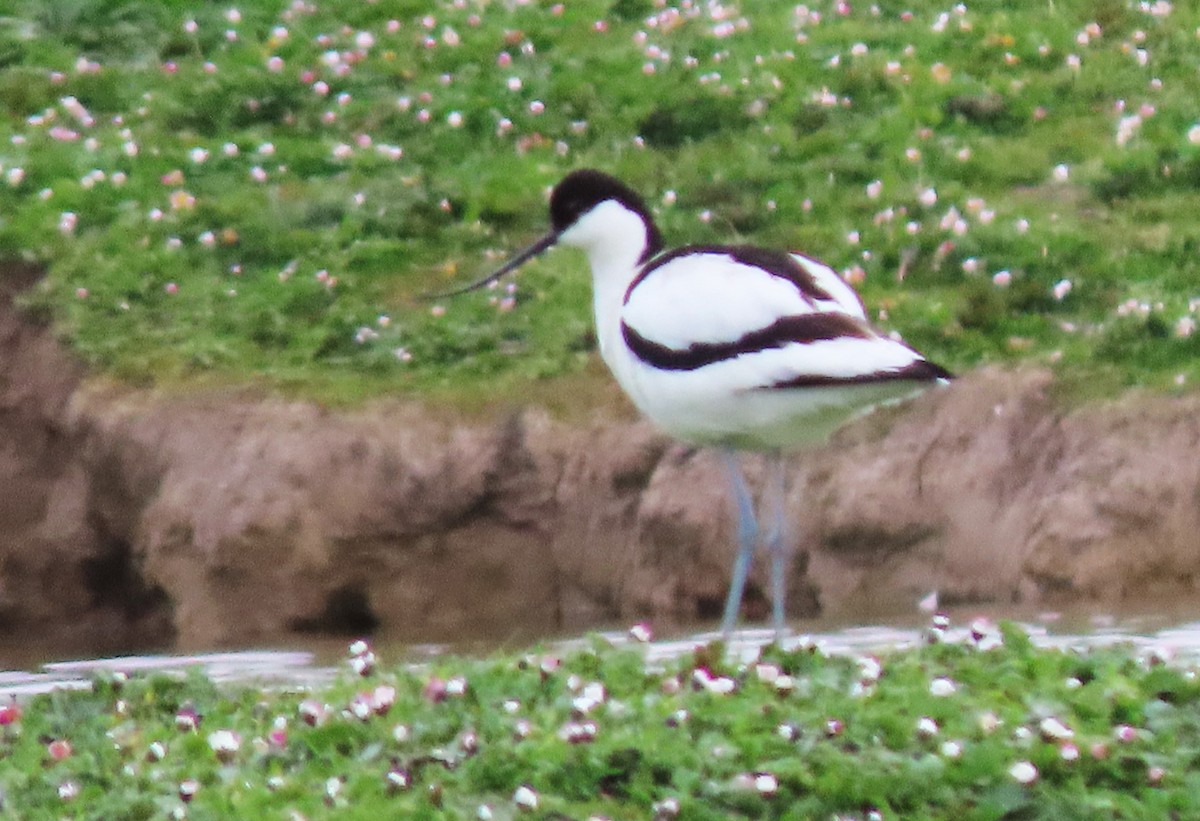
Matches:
[1,0,1200,404]
[4,625,1200,818]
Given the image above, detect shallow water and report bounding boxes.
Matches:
[6,605,1200,700]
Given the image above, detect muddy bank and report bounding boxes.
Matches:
[4,265,1200,651]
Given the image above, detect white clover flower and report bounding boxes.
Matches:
[858,656,883,682]
[513,784,538,811]
[652,797,681,817]
[754,772,779,796]
[930,677,958,697]
[1009,761,1038,784]
[1039,717,1074,741]
[940,740,963,758]
[207,729,241,762]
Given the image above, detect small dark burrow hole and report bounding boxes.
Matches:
[80,537,176,647]
[290,584,380,635]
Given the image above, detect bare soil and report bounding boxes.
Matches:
[4,263,1200,652]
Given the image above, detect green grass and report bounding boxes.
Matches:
[3,0,1200,406]
[5,624,1200,819]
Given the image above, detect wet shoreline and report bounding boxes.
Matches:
[6,612,1200,701]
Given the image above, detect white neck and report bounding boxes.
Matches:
[557,200,653,364]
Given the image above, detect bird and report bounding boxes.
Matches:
[431,169,952,639]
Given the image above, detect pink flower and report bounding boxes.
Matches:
[371,685,396,715]
[1114,724,1138,743]
[423,677,447,703]
[298,699,326,726]
[175,706,201,732]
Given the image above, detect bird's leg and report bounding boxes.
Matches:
[719,449,759,637]
[761,450,790,641]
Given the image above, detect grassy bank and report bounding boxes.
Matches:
[3,623,1198,819]
[2,1,1200,404]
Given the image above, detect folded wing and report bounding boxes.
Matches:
[621,246,950,389]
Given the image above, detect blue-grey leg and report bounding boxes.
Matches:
[719,449,759,636]
[761,450,789,640]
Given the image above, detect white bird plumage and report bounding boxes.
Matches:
[434,169,951,638]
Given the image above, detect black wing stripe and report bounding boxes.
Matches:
[764,359,954,389]
[622,313,872,372]
[624,244,838,306]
